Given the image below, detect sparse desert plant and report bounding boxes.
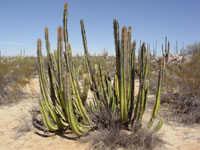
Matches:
[72,53,116,80]
[83,128,163,150]
[162,44,200,123]
[186,42,200,57]
[0,56,37,105]
[37,2,164,149]
[15,116,32,139]
[162,36,170,62]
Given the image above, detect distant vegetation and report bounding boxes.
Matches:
[0,56,37,105]
[162,42,200,123]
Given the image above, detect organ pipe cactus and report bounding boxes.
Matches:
[37,3,90,135]
[162,36,170,62]
[176,40,179,54]
[148,58,165,130]
[80,18,164,130]
[37,2,164,135]
[153,41,157,57]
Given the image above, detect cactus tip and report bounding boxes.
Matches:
[121,26,127,41]
[37,39,41,45]
[45,27,49,40]
[133,40,136,46]
[113,19,119,25]
[57,26,63,41]
[141,42,147,53]
[37,39,42,50]
[64,3,68,9]
[128,26,132,32]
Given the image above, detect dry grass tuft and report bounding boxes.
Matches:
[83,104,163,150]
[15,116,32,139]
[81,128,162,150]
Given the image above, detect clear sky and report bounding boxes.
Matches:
[0,0,200,56]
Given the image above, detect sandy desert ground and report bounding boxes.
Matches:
[0,77,200,150]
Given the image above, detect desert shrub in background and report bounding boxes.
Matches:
[186,42,200,57]
[0,56,37,105]
[162,43,200,123]
[72,53,116,80]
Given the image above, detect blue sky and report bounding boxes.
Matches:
[0,0,199,56]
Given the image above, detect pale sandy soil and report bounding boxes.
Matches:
[0,77,199,150]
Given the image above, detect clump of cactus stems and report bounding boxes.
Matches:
[162,36,170,62]
[37,2,164,136]
[37,3,90,135]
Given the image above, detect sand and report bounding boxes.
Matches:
[0,77,199,150]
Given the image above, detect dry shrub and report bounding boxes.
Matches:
[31,107,46,131]
[73,54,116,79]
[163,54,200,123]
[83,105,162,150]
[15,116,33,139]
[81,127,162,150]
[0,56,37,105]
[86,104,120,130]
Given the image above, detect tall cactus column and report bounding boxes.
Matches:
[163,36,170,62]
[37,2,164,135]
[120,27,128,123]
[37,3,91,135]
[63,4,90,122]
[148,58,164,130]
